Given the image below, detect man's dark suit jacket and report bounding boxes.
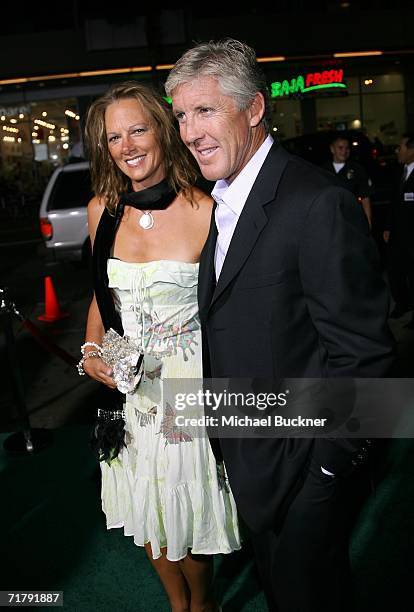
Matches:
[198,143,395,534]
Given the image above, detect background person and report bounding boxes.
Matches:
[384,133,414,327]
[82,81,240,612]
[166,39,394,612]
[323,133,373,228]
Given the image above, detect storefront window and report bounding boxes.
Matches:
[314,72,405,147]
[316,95,360,132]
[270,98,302,139]
[0,97,84,209]
[341,76,359,95]
[361,74,404,94]
[360,74,406,147]
[0,97,82,168]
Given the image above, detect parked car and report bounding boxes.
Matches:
[281,129,393,207]
[39,161,93,263]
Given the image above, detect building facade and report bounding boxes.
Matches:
[0,4,413,170]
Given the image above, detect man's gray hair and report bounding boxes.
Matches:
[165,38,271,132]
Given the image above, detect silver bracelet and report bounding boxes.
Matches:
[77,350,101,376]
[81,341,102,356]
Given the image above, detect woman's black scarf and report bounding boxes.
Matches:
[90,179,176,463]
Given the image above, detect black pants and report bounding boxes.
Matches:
[251,456,353,612]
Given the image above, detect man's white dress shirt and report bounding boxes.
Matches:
[212,135,274,280]
[403,161,414,182]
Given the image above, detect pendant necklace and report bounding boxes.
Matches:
[119,179,176,231]
[139,211,154,230]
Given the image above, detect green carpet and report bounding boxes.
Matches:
[1,428,413,611]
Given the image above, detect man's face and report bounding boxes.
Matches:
[397,138,414,165]
[171,75,264,183]
[330,138,350,163]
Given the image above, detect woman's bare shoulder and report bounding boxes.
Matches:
[87,195,107,243]
[189,186,214,212]
[87,195,106,216]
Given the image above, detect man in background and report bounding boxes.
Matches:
[384,133,414,326]
[323,133,373,228]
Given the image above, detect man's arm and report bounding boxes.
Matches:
[299,185,394,377]
[356,165,373,229]
[298,186,394,474]
[360,196,372,229]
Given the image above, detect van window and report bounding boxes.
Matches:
[47,169,93,211]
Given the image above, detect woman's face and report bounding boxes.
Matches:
[105,98,165,191]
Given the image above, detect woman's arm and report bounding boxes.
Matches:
[81,197,116,388]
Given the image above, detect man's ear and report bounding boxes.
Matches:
[249,92,266,128]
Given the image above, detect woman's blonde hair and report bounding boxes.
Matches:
[84,81,198,214]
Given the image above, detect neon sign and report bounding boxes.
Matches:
[271,69,346,98]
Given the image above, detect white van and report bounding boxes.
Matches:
[39,161,93,262]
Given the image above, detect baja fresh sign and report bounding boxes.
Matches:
[271,69,346,98]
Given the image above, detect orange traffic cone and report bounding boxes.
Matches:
[38,276,68,322]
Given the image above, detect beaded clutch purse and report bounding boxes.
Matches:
[100,328,144,394]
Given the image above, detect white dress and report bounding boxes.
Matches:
[100,258,241,561]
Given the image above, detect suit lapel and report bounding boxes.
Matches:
[210,143,291,309]
[198,202,218,320]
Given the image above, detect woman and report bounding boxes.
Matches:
[81,81,240,611]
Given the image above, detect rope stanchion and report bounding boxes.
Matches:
[0,287,74,454]
[21,319,77,366]
[1,288,77,366]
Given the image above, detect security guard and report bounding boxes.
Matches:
[384,133,414,327]
[323,134,373,228]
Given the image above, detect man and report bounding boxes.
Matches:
[383,133,414,327]
[323,133,373,228]
[166,39,394,612]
